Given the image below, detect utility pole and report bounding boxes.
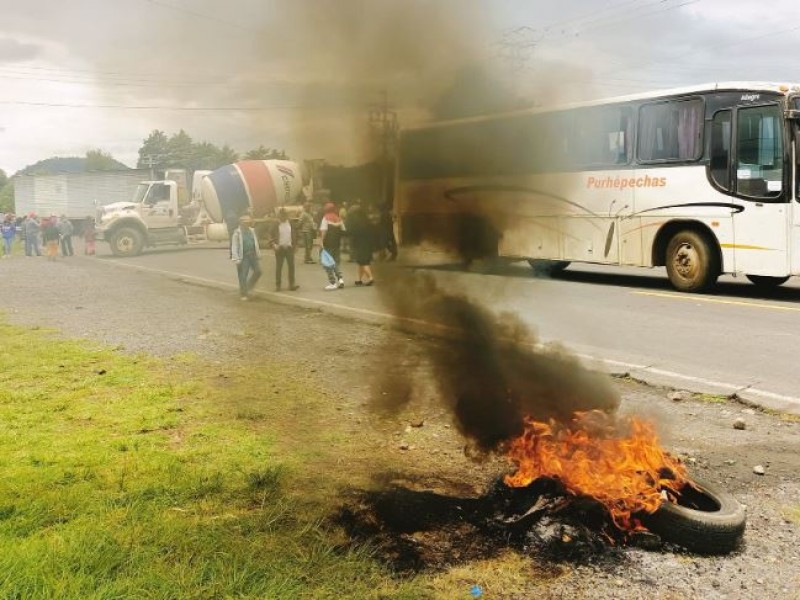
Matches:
[368,91,398,209]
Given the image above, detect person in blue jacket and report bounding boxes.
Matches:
[1,214,16,257]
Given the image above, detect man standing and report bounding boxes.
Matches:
[24,213,41,257]
[230,215,262,301]
[297,203,316,264]
[269,208,299,291]
[58,215,74,257]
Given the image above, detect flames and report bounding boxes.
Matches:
[503,411,689,532]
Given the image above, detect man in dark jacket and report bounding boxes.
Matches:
[268,208,300,291]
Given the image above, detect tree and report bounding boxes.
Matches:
[0,180,14,213]
[85,149,122,171]
[166,130,195,169]
[243,145,287,160]
[137,130,170,173]
[0,168,7,189]
[217,144,239,165]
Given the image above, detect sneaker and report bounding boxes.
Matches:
[325,283,338,291]
[338,278,344,288]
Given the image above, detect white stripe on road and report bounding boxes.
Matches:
[102,258,800,412]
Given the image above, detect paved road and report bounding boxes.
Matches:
[95,244,800,413]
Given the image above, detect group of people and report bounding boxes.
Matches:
[231,200,395,301]
[1,212,96,259]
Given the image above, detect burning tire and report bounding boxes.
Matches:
[643,478,745,554]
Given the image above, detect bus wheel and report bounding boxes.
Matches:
[528,259,571,277]
[665,230,719,292]
[746,275,789,288]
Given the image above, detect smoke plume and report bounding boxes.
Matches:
[373,267,619,452]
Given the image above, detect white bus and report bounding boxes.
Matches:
[395,82,800,292]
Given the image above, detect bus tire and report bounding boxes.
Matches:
[528,260,571,277]
[746,275,789,288]
[109,226,144,257]
[665,230,719,292]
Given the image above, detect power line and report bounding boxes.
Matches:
[141,0,257,32]
[0,99,366,111]
[545,0,700,41]
[540,0,646,33]
[599,21,800,76]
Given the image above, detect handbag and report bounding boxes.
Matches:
[320,248,335,268]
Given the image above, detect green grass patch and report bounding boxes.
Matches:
[0,319,430,599]
[691,393,729,404]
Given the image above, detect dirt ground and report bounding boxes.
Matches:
[3,255,799,600]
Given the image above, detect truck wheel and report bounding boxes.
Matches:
[746,275,789,289]
[665,230,719,292]
[110,227,144,257]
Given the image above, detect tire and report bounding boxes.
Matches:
[746,274,789,289]
[665,230,719,292]
[643,478,745,555]
[528,259,571,277]
[110,226,144,257]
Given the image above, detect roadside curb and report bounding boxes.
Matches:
[95,257,800,417]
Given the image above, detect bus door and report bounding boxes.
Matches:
[730,104,789,276]
[788,97,800,274]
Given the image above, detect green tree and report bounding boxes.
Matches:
[243,145,287,160]
[216,144,239,165]
[0,180,14,213]
[85,149,121,171]
[137,130,170,173]
[166,130,195,169]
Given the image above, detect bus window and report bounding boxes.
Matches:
[638,98,703,162]
[573,106,632,166]
[709,110,732,191]
[736,105,783,199]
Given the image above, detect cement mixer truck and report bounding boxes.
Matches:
[96,160,305,256]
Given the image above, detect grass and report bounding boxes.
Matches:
[691,393,729,404]
[0,319,436,599]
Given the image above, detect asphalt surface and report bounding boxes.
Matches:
[93,243,800,415]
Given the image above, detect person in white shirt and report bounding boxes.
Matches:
[269,208,299,292]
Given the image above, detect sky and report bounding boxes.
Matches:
[1,0,799,175]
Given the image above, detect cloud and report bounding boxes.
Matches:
[0,36,44,63]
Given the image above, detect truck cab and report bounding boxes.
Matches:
[97,180,188,256]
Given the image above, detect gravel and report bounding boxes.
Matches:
[3,254,800,600]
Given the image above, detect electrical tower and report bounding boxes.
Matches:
[368,91,398,208]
